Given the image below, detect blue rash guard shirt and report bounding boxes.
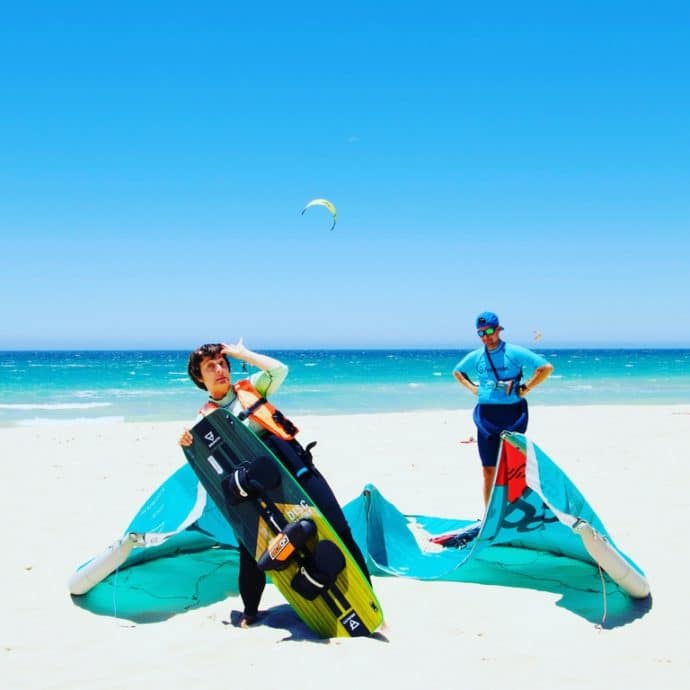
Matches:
[454,342,548,405]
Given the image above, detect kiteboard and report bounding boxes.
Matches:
[182,408,383,638]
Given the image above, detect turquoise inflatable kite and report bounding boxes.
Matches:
[69,433,650,627]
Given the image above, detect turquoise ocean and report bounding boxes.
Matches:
[1,349,689,428]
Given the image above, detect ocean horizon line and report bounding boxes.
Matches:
[2,346,690,353]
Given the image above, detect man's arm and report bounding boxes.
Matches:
[453,369,478,396]
[519,362,554,395]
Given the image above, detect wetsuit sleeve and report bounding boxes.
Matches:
[249,363,288,398]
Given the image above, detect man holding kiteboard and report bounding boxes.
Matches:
[453,312,553,506]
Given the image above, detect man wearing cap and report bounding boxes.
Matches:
[453,312,553,506]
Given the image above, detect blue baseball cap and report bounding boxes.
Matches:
[476,312,500,329]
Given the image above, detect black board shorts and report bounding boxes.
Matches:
[473,400,528,467]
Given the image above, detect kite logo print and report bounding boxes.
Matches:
[285,499,312,522]
[270,534,289,555]
[203,430,221,449]
[500,494,559,533]
[340,611,364,635]
[267,533,293,561]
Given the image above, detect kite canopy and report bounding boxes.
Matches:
[69,433,650,627]
[300,198,337,231]
[349,433,650,600]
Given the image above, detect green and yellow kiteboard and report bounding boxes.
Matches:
[182,408,383,638]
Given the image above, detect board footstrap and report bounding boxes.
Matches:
[257,518,317,572]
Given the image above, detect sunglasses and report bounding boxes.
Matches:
[477,327,497,337]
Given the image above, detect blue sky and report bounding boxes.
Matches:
[2,2,688,350]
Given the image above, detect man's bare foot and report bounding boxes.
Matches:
[239,613,257,628]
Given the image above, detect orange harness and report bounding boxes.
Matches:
[201,380,298,441]
[234,379,298,440]
[199,379,299,441]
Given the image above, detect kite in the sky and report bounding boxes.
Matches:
[301,198,337,231]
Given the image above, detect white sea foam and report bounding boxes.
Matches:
[27,362,96,368]
[15,416,125,427]
[72,390,100,398]
[102,388,171,398]
[0,402,112,410]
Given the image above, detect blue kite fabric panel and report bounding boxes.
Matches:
[71,433,649,624]
[343,432,648,595]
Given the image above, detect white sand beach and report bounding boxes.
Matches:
[3,404,689,690]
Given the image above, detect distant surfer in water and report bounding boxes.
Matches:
[179,339,370,628]
[453,312,553,506]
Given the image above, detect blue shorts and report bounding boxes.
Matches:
[473,401,528,467]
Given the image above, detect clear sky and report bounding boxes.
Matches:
[2,2,689,350]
